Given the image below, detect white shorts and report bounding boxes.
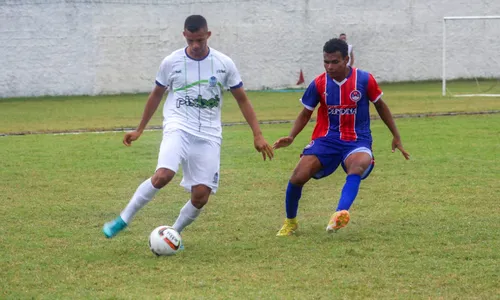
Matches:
[156,129,221,193]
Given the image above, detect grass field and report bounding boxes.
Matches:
[1,82,500,299]
[1,80,500,134]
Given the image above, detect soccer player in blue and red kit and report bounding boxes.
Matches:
[274,38,410,236]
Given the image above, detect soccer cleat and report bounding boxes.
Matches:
[326,210,350,232]
[102,216,128,238]
[276,218,298,236]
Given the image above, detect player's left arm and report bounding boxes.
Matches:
[374,99,410,160]
[367,73,409,160]
[231,86,274,161]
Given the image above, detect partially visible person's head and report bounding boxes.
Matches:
[184,15,208,33]
[323,38,349,79]
[183,15,211,58]
[339,33,347,41]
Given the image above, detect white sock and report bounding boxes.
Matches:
[172,200,202,233]
[120,178,160,224]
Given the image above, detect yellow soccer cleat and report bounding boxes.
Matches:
[326,210,350,232]
[276,218,298,236]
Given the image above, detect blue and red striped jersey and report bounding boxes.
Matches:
[301,68,383,142]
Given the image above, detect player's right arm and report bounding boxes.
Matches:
[123,56,172,146]
[273,80,319,149]
[123,85,167,146]
[273,108,313,149]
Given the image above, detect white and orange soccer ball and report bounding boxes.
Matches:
[148,226,182,256]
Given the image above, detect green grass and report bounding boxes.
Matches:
[445,78,500,95]
[1,82,499,298]
[1,109,499,298]
[1,80,500,134]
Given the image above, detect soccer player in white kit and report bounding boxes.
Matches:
[102,15,274,248]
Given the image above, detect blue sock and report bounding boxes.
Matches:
[285,181,303,219]
[336,174,362,211]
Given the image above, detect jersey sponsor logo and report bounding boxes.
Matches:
[350,90,361,102]
[327,105,357,115]
[174,70,182,74]
[216,69,226,74]
[176,94,220,109]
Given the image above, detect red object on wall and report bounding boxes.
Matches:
[296,69,305,85]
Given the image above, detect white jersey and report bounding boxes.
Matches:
[347,44,353,66]
[155,47,242,144]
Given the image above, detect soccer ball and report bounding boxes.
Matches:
[148,226,182,256]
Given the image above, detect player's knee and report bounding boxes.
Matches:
[191,184,211,208]
[346,164,369,176]
[151,168,175,189]
[347,167,363,176]
[345,153,372,176]
[289,170,310,186]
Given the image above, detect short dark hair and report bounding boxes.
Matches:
[339,33,346,37]
[323,38,348,57]
[184,15,208,32]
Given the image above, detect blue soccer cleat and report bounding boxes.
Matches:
[102,216,127,238]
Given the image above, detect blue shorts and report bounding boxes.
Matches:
[302,137,375,180]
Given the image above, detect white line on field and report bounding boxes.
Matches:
[1,110,499,137]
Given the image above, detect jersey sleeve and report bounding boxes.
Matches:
[300,80,320,111]
[155,56,173,88]
[225,58,243,89]
[367,73,383,103]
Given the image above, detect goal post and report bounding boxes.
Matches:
[442,15,500,96]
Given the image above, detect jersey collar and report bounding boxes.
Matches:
[185,47,211,61]
[329,66,353,85]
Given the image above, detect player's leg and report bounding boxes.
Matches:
[119,168,175,223]
[172,184,210,234]
[102,130,187,238]
[172,135,220,235]
[338,150,372,211]
[276,154,322,236]
[326,147,373,232]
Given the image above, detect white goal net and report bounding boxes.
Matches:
[442,16,500,97]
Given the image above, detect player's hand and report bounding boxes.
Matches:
[123,130,142,146]
[273,136,294,150]
[392,137,410,160]
[254,134,274,161]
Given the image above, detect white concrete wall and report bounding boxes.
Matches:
[1,0,500,97]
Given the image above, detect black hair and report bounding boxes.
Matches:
[339,33,346,37]
[184,15,208,32]
[323,38,348,58]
